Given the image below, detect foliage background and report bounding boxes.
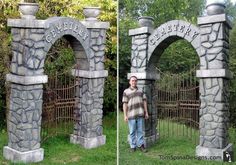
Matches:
[119,0,236,127]
[0,0,117,129]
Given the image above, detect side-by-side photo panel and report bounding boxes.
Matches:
[0,0,117,164]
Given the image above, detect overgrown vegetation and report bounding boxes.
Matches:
[44,38,75,75]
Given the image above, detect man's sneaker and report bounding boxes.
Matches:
[139,144,147,153]
[130,148,136,152]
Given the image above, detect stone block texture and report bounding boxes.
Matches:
[199,78,230,149]
[5,16,109,163]
[198,22,229,69]
[89,29,107,70]
[128,13,232,156]
[70,24,108,147]
[8,84,43,152]
[10,28,46,76]
[73,78,105,138]
[198,15,231,149]
[130,34,149,72]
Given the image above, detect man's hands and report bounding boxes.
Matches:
[123,103,128,122]
[124,115,128,122]
[145,112,149,120]
[144,100,149,120]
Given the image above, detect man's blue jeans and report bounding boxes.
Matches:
[128,117,144,149]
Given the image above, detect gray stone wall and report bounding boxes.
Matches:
[199,78,230,148]
[199,22,229,69]
[90,29,106,71]
[5,13,109,162]
[197,15,231,149]
[128,26,159,147]
[130,34,149,72]
[8,84,43,152]
[10,28,45,76]
[128,2,233,162]
[69,21,109,148]
[73,77,105,138]
[71,39,89,70]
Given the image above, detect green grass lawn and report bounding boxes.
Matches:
[119,112,236,165]
[0,112,117,165]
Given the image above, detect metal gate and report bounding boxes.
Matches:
[154,66,200,144]
[41,69,78,142]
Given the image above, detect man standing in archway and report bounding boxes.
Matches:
[122,76,149,152]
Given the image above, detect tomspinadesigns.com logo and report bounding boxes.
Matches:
[159,155,222,161]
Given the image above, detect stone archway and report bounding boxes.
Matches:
[128,2,233,161]
[147,20,201,67]
[3,4,109,163]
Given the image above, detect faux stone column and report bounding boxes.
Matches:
[70,8,109,149]
[128,17,159,147]
[195,2,233,161]
[3,3,47,163]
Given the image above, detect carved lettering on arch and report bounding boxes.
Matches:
[150,33,160,45]
[167,25,172,33]
[45,20,89,43]
[179,25,185,33]
[173,24,179,31]
[161,28,166,36]
[186,27,191,36]
[192,31,199,40]
[149,20,199,46]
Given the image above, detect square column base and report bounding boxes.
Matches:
[3,146,44,163]
[70,134,106,149]
[196,143,233,161]
[144,133,159,148]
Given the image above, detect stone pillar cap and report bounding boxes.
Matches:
[196,69,233,79]
[129,27,153,36]
[197,14,232,29]
[138,16,154,28]
[83,7,101,21]
[206,0,226,16]
[71,69,108,78]
[7,19,46,28]
[18,2,39,20]
[206,0,225,6]
[81,21,110,29]
[6,74,48,85]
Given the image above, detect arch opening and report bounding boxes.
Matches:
[43,17,91,70]
[41,36,83,142]
[151,39,200,144]
[147,20,201,71]
[149,38,199,73]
